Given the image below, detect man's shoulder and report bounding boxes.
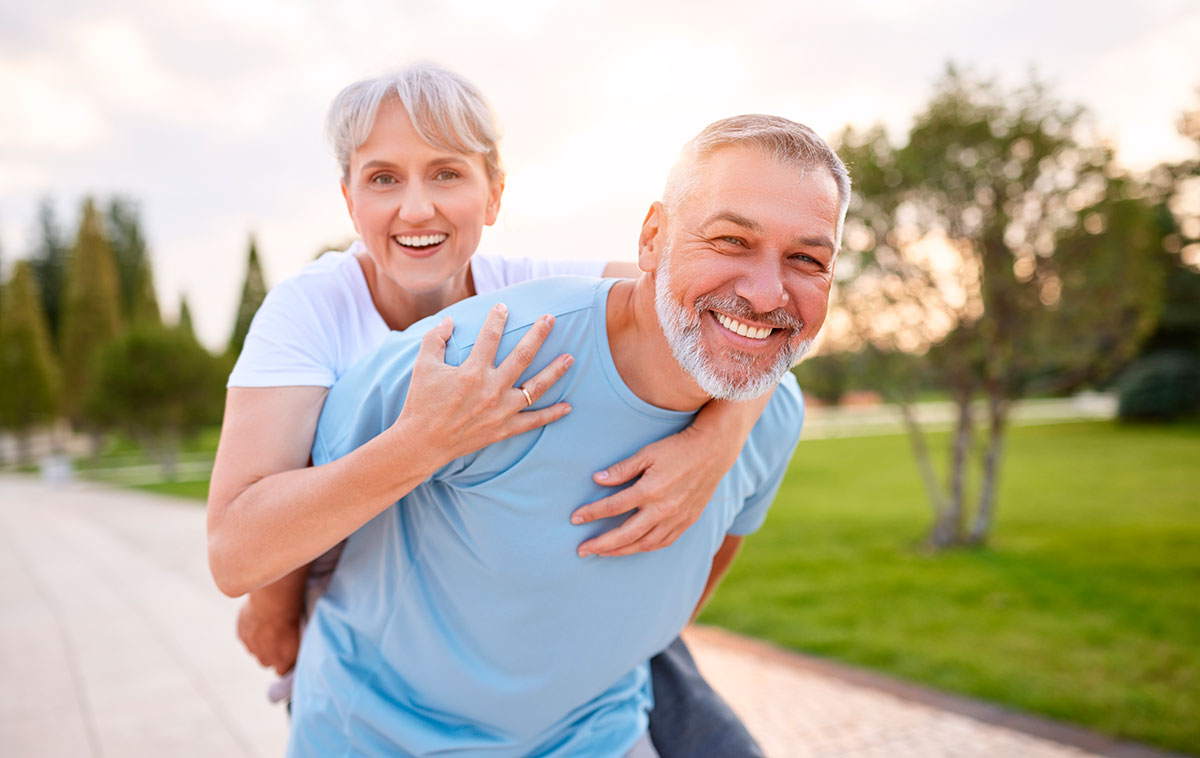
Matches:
[443,276,608,359]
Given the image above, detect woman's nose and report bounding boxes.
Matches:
[397,182,435,223]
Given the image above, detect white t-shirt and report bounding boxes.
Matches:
[228,242,608,388]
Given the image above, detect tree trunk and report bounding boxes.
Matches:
[969,389,1010,545]
[160,428,181,481]
[930,388,973,549]
[896,397,945,519]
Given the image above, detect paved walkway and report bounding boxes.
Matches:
[0,475,1166,758]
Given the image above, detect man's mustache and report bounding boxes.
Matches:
[693,293,803,335]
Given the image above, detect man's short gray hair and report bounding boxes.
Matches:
[326,62,503,182]
[663,114,851,244]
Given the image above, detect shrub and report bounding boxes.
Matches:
[1117,351,1200,422]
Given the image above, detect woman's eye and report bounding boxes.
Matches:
[434,169,460,181]
[371,174,396,185]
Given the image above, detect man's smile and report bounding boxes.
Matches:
[712,311,774,341]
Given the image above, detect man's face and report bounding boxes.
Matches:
[647,145,841,401]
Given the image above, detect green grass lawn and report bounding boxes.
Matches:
[135,479,210,500]
[700,421,1200,755]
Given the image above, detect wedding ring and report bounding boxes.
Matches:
[520,386,533,407]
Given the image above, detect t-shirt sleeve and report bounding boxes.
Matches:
[471,255,608,293]
[727,380,805,536]
[727,453,792,536]
[227,278,339,388]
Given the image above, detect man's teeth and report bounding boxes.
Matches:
[715,313,773,340]
[396,234,448,247]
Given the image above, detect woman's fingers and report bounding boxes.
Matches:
[498,314,555,384]
[462,304,510,369]
[415,317,455,367]
[516,352,574,407]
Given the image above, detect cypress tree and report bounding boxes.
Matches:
[228,235,267,357]
[0,262,61,462]
[59,197,123,423]
[177,294,196,341]
[29,197,69,343]
[108,197,150,320]
[130,261,162,327]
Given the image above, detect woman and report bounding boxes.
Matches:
[206,63,768,756]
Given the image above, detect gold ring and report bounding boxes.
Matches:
[520,386,533,407]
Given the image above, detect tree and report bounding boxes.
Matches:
[129,261,162,327]
[228,235,267,358]
[177,294,196,340]
[0,262,61,462]
[29,197,70,343]
[832,67,1165,549]
[59,197,124,425]
[85,325,224,478]
[107,197,156,321]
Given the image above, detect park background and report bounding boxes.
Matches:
[1,1,1198,756]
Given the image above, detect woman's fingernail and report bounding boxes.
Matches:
[571,515,584,525]
[595,469,609,481]
[563,355,574,368]
[578,548,590,557]
[495,303,507,314]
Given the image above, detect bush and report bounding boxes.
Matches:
[1117,351,1200,422]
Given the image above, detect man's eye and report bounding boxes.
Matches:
[719,236,746,247]
[792,253,825,269]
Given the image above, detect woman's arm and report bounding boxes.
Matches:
[570,391,774,557]
[207,308,572,597]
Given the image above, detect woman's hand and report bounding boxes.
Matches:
[395,303,574,461]
[569,393,774,557]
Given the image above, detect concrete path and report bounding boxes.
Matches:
[0,475,1162,758]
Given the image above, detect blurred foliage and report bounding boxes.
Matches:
[832,66,1166,548]
[85,324,225,477]
[0,262,60,460]
[177,295,196,341]
[59,197,124,424]
[228,235,267,358]
[29,197,69,344]
[107,197,158,324]
[1117,351,1200,422]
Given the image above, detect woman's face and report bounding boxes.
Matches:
[342,98,502,295]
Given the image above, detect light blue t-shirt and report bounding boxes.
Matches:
[289,276,803,758]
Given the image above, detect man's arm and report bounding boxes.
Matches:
[690,536,744,623]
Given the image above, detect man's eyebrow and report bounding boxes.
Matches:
[702,210,836,252]
[700,211,763,233]
[794,234,836,252]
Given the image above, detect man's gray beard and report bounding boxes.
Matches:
[653,250,813,402]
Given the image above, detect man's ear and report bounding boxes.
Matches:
[340,181,361,235]
[638,202,666,273]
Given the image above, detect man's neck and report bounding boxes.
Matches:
[605,277,712,413]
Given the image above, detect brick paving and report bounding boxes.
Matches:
[0,475,1169,757]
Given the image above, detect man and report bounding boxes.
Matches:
[288,114,850,757]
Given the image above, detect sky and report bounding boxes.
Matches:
[2,0,1198,349]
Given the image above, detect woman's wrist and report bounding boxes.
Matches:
[375,414,446,498]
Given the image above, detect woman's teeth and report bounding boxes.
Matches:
[396,234,447,248]
[715,313,772,340]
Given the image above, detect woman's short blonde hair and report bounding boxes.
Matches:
[325,62,503,182]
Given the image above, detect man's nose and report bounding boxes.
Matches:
[733,256,788,315]
[397,181,435,223]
